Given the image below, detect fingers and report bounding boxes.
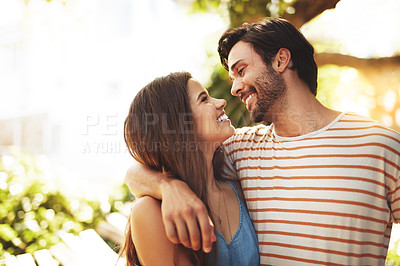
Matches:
[169,206,201,250]
[164,218,180,245]
[163,205,215,253]
[175,218,191,249]
[160,182,216,253]
[184,213,202,251]
[163,210,193,249]
[196,209,216,253]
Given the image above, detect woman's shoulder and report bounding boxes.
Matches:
[129,196,194,265]
[130,197,164,243]
[130,196,161,225]
[132,196,161,209]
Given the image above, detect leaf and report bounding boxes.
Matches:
[0,224,18,242]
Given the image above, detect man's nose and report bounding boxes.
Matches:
[231,79,243,97]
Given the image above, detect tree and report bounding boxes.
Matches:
[0,149,132,257]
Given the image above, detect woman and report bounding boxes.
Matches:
[120,72,259,265]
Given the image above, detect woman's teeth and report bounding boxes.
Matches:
[217,114,228,122]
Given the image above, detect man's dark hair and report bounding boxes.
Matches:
[218,18,318,95]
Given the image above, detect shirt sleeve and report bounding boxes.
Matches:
[221,148,237,178]
[385,130,400,222]
[223,127,251,166]
[222,124,269,174]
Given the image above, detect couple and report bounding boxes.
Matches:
[121,18,400,265]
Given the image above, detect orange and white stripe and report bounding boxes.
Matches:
[223,112,400,265]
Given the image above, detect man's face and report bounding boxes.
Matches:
[227,41,286,123]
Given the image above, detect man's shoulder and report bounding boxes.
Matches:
[338,112,400,146]
[223,124,272,150]
[233,123,271,137]
[340,112,383,125]
[340,113,400,135]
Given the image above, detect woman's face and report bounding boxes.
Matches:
[187,78,235,147]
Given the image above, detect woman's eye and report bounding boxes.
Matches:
[201,96,208,102]
[238,68,244,75]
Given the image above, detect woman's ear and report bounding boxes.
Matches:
[274,48,291,73]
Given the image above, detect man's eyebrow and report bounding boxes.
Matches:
[196,91,207,102]
[228,59,243,81]
[229,59,243,73]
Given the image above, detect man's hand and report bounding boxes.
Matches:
[124,162,216,252]
[160,179,217,253]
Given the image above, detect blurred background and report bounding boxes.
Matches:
[1,0,400,264]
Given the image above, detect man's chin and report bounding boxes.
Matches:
[250,110,265,123]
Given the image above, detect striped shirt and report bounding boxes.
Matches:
[223,112,400,265]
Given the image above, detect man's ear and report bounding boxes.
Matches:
[274,48,291,73]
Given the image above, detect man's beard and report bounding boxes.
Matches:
[251,65,287,123]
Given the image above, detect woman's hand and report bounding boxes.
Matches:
[160,179,217,253]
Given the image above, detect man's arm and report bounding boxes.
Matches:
[124,161,216,253]
[124,160,164,199]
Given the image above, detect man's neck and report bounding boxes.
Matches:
[270,96,341,137]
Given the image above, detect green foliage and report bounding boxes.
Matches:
[386,230,400,266]
[0,148,130,258]
[193,0,294,27]
[386,245,400,265]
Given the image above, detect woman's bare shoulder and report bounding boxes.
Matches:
[129,196,194,266]
[131,196,161,213]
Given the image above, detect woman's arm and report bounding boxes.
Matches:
[130,196,193,266]
[124,161,216,253]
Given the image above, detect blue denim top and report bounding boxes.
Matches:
[209,181,259,266]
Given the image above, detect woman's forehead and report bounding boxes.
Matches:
[187,78,206,100]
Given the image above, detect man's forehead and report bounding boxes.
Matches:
[227,41,252,69]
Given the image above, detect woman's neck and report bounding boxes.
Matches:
[203,146,221,192]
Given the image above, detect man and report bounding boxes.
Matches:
[125,18,400,265]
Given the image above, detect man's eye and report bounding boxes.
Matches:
[201,96,208,102]
[238,68,244,75]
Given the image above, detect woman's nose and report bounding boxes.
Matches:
[215,98,226,110]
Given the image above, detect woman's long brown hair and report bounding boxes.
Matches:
[120,72,231,265]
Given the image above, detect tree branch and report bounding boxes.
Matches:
[283,0,341,28]
[315,52,400,72]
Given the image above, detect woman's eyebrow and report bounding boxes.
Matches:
[197,91,207,102]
